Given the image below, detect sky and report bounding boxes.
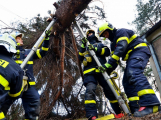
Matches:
[0,0,138,31]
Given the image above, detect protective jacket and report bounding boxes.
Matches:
[13,38,49,86]
[0,51,23,99]
[108,28,148,66]
[78,35,110,76]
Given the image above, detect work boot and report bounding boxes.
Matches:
[114,113,124,118]
[134,106,161,117]
[89,116,97,120]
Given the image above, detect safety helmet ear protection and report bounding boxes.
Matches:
[98,22,114,37]
[10,32,24,40]
[86,29,95,38]
[0,33,17,53]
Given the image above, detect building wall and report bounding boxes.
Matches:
[146,27,161,95]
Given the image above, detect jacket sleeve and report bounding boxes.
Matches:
[95,43,110,57]
[108,31,129,65]
[33,36,50,59]
[9,69,23,99]
[78,44,86,62]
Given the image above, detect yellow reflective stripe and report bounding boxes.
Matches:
[0,59,9,68]
[9,85,23,97]
[116,34,137,44]
[15,60,23,64]
[129,34,137,43]
[36,49,42,59]
[83,68,96,74]
[84,100,96,104]
[27,61,33,64]
[42,47,49,51]
[5,86,10,90]
[117,37,129,44]
[128,96,139,101]
[109,100,118,103]
[101,48,105,55]
[153,106,158,113]
[96,114,115,120]
[16,50,20,54]
[95,69,100,73]
[137,89,155,97]
[123,43,147,61]
[29,81,36,86]
[134,43,147,49]
[0,112,5,119]
[111,54,120,61]
[111,51,114,55]
[0,75,9,88]
[79,52,84,56]
[123,50,132,61]
[15,60,33,64]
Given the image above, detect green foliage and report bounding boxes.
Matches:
[132,0,161,35]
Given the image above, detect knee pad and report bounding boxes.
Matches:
[26,99,40,120]
[85,83,96,100]
[126,68,136,85]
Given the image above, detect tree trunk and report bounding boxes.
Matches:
[52,0,92,33]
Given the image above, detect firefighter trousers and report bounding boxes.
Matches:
[1,86,40,120]
[84,74,122,118]
[123,49,160,113]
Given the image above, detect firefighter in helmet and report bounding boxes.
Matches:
[1,30,51,120]
[97,22,161,117]
[0,33,24,120]
[78,29,124,120]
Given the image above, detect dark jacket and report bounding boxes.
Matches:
[108,28,150,65]
[13,38,49,86]
[0,51,23,99]
[78,35,110,75]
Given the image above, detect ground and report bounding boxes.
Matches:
[75,112,161,120]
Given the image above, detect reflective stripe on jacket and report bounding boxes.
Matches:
[108,28,149,65]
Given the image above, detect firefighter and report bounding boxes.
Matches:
[0,33,24,120]
[97,22,161,117]
[1,30,51,120]
[78,30,124,120]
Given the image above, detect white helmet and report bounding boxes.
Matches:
[10,32,24,40]
[0,33,17,53]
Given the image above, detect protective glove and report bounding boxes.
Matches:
[98,63,112,73]
[45,30,51,39]
[81,37,88,48]
[88,44,97,52]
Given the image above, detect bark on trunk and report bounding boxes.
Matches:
[52,0,92,32]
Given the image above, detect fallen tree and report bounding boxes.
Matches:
[39,0,92,119]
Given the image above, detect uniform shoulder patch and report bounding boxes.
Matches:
[0,59,9,68]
